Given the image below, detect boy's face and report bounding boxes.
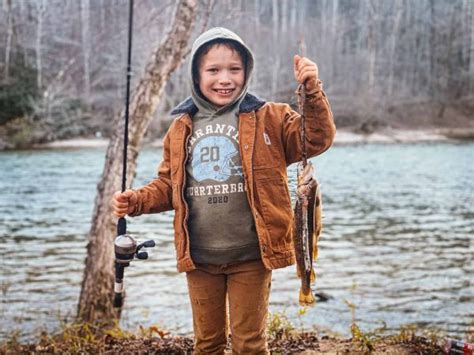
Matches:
[198,45,245,107]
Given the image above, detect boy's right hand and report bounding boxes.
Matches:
[112,189,138,217]
[294,54,319,92]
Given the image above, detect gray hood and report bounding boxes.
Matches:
[189,27,254,116]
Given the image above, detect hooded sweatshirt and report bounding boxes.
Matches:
[184,27,260,265]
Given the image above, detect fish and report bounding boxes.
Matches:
[292,161,322,306]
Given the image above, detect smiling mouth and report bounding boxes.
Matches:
[213,89,234,95]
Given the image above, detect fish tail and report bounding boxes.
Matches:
[299,288,316,306]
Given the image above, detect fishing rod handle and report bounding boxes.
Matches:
[113,290,124,308]
[117,217,127,236]
[114,262,125,308]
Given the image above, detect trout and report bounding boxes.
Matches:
[293,160,322,306]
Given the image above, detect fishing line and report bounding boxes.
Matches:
[297,83,307,167]
[297,37,307,167]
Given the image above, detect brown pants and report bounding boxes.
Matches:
[186,259,272,355]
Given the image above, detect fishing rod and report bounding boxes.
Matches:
[114,0,155,309]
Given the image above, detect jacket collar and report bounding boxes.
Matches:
[170,92,266,116]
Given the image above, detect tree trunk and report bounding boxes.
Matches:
[271,0,279,98]
[367,0,377,97]
[388,0,403,97]
[4,0,14,82]
[329,0,339,83]
[80,0,91,101]
[470,0,474,95]
[77,0,198,324]
[35,0,46,90]
[429,0,436,97]
[289,0,296,30]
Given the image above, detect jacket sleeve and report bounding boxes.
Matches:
[281,80,336,166]
[129,131,173,216]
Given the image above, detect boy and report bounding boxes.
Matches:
[112,27,335,354]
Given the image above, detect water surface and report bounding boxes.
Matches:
[0,143,472,341]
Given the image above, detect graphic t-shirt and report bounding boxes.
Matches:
[185,113,261,265]
[184,27,261,265]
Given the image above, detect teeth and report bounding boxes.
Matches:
[216,89,232,94]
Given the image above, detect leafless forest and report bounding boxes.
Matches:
[0,0,473,147]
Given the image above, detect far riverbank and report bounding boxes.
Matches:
[31,127,474,149]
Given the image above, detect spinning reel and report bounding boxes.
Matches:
[114,233,155,264]
[113,218,155,307]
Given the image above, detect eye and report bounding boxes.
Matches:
[207,68,218,73]
[231,67,242,72]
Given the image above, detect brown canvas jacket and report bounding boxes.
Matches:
[131,85,336,272]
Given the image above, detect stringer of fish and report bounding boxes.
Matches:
[293,161,322,307]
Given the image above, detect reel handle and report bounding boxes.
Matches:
[136,252,148,260]
[137,240,156,250]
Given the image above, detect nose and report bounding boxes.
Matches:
[218,71,231,85]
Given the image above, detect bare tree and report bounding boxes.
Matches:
[3,0,14,81]
[470,0,474,94]
[270,0,280,98]
[77,0,198,323]
[80,0,91,100]
[367,0,377,98]
[1,0,473,142]
[35,0,46,90]
[388,0,403,97]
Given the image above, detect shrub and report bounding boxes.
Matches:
[0,60,39,125]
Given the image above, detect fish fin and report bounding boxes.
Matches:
[310,268,316,284]
[299,288,316,306]
[313,198,322,260]
[312,236,319,260]
[314,185,323,239]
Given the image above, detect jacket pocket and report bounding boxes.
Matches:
[252,129,280,170]
[255,173,293,252]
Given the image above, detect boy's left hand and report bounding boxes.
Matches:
[294,55,319,92]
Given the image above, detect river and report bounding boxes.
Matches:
[0,143,472,341]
